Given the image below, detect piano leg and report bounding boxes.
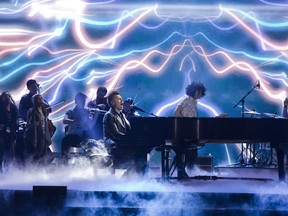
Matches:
[275,147,286,182]
[161,147,171,179]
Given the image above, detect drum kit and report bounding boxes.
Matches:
[242,111,284,119]
[231,80,284,167]
[236,141,277,168]
[237,110,280,167]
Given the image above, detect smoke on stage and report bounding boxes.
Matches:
[0,156,288,215]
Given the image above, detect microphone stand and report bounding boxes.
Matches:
[233,82,259,166]
[129,88,158,117]
[233,82,259,117]
[140,109,158,117]
[133,106,158,117]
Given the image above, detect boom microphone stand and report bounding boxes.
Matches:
[233,81,260,166]
[131,104,158,117]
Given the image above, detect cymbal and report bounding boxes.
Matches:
[242,111,260,115]
[215,113,229,118]
[260,113,284,119]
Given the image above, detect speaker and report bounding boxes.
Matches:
[32,185,67,197]
[32,186,67,213]
[196,155,213,172]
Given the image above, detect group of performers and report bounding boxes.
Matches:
[0,79,287,178]
[0,79,140,174]
[0,80,56,172]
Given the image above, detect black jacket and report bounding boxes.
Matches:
[103,108,130,145]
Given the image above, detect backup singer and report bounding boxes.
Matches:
[174,81,207,178]
[19,79,52,122]
[0,92,18,172]
[25,94,52,163]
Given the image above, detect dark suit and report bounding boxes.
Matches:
[103,108,146,175]
[103,108,130,145]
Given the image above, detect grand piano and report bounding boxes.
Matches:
[120,117,288,181]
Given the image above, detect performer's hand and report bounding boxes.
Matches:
[215,113,229,118]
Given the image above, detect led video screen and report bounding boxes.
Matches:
[1,0,287,165]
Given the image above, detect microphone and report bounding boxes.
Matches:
[130,104,145,112]
[36,84,41,93]
[36,84,42,90]
[257,80,260,89]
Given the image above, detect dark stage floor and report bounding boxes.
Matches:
[0,160,288,215]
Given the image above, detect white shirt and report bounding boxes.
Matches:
[177,95,197,117]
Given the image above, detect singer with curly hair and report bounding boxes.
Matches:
[173,81,207,179]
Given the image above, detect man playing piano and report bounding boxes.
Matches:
[103,91,147,176]
[174,81,207,178]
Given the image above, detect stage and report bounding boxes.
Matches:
[0,160,288,216]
